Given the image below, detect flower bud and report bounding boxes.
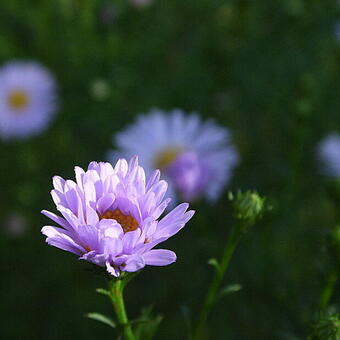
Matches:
[229,191,267,227]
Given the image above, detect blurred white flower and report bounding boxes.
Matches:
[130,0,153,9]
[90,78,111,101]
[317,133,340,178]
[110,108,239,202]
[4,213,27,237]
[0,61,57,140]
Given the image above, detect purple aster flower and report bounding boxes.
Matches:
[110,109,239,202]
[41,157,194,277]
[317,133,340,178]
[0,61,57,140]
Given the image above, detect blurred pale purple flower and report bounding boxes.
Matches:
[317,133,340,178]
[111,109,239,202]
[335,22,340,41]
[41,157,194,277]
[0,61,57,140]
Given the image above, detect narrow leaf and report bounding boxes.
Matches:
[208,258,221,275]
[84,312,116,328]
[134,306,163,340]
[95,288,110,296]
[219,284,242,298]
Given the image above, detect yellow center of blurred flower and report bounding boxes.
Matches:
[7,90,29,111]
[155,147,181,169]
[100,209,139,233]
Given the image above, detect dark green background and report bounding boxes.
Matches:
[0,0,339,339]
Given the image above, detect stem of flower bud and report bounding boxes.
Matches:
[193,226,243,340]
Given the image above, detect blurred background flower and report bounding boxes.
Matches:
[317,133,340,178]
[90,78,111,101]
[3,212,27,238]
[111,109,239,202]
[130,0,153,9]
[335,22,340,41]
[0,61,57,140]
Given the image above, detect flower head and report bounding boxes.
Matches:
[0,61,57,140]
[317,133,340,178]
[41,157,194,276]
[110,109,239,202]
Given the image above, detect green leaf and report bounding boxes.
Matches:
[134,306,163,340]
[219,284,242,298]
[84,312,116,329]
[208,258,221,275]
[95,288,110,296]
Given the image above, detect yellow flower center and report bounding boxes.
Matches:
[154,147,181,169]
[7,90,29,110]
[100,209,139,233]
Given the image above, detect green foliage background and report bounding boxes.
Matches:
[0,0,339,339]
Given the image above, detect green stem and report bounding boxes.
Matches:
[109,278,135,340]
[319,269,338,310]
[193,227,243,340]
